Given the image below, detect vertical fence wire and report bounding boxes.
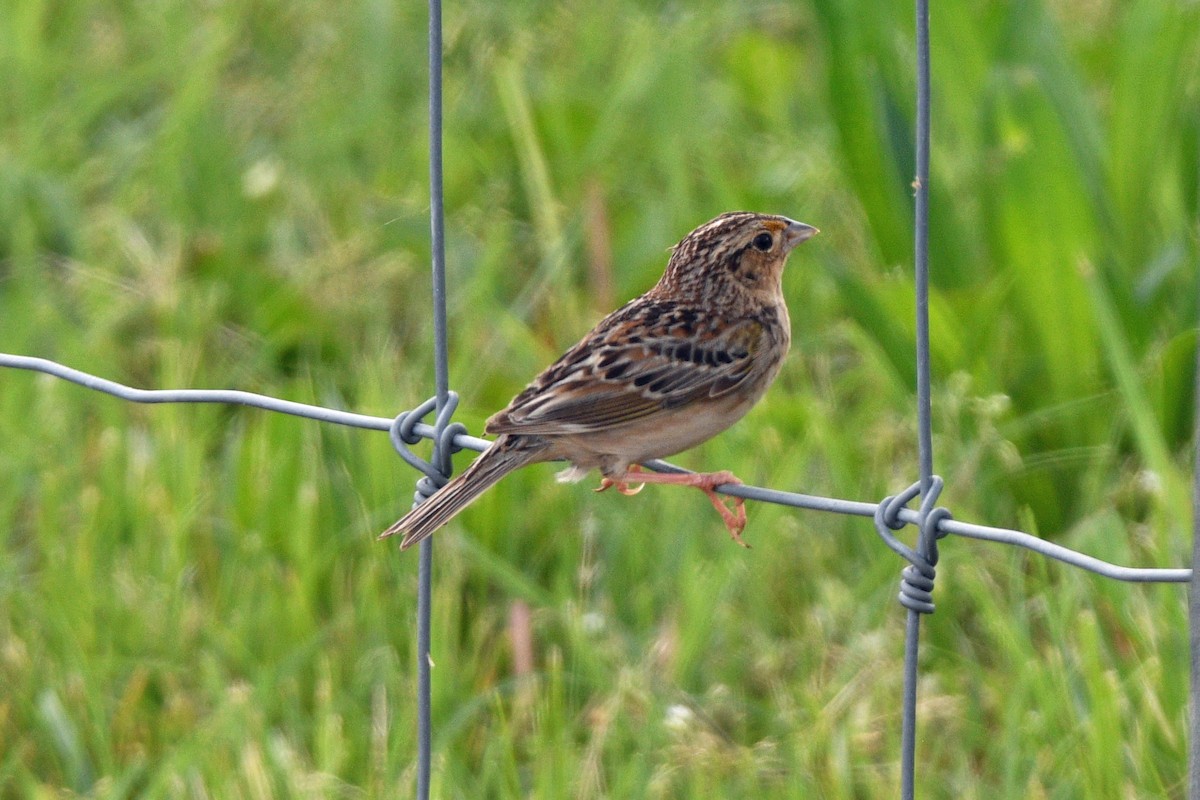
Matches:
[912,1,933,498]
[900,0,932,797]
[416,0,445,796]
[416,534,433,800]
[1191,278,1200,798]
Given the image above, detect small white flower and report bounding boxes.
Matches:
[664,704,694,732]
[581,611,606,634]
[1136,470,1163,497]
[242,158,281,199]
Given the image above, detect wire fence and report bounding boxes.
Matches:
[0,352,1188,591]
[1,0,1195,797]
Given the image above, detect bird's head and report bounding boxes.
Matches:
[656,212,818,303]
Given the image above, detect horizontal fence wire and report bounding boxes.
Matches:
[1,351,1189,586]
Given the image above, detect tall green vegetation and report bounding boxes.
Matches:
[1,0,1197,796]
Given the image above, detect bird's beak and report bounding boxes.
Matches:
[782,220,819,252]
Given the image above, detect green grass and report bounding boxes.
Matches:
[1,0,1198,797]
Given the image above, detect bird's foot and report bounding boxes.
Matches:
[601,467,749,547]
[594,464,646,496]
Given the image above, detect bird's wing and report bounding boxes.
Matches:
[485,300,767,436]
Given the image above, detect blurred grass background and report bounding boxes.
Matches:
[0,0,1197,796]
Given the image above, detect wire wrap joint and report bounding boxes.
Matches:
[874,476,953,614]
[389,392,469,507]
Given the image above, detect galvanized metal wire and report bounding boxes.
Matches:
[417,0,448,794]
[0,0,1195,796]
[0,352,1188,593]
[901,1,935,794]
[1191,254,1200,799]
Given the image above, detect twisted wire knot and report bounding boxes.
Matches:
[873,476,953,615]
[389,392,469,506]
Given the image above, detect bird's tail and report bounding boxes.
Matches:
[379,435,544,550]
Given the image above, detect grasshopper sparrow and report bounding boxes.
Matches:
[381,212,818,549]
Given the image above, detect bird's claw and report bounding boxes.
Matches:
[599,467,750,547]
[595,477,645,496]
[704,490,749,547]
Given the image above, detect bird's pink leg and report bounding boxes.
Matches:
[599,468,750,547]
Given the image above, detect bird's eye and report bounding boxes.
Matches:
[752,232,774,252]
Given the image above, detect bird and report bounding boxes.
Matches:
[380,211,818,550]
